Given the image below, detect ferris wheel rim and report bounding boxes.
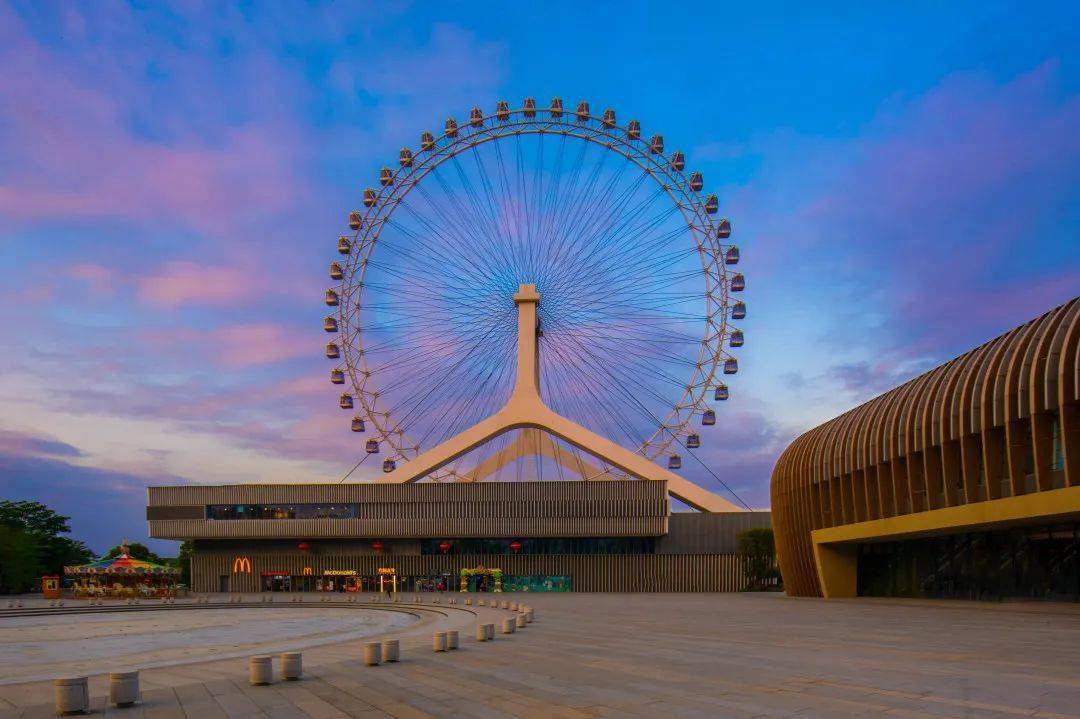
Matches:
[332,102,740,476]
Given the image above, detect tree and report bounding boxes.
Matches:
[176,541,194,585]
[738,527,781,591]
[0,501,93,593]
[0,525,43,594]
[0,500,72,536]
[102,542,164,564]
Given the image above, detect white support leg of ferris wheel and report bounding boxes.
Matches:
[376,284,741,513]
[459,428,612,482]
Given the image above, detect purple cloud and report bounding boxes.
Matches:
[0,430,85,459]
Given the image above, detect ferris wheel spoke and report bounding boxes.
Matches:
[379,220,504,290]
[397,188,509,288]
[403,340,515,454]
[543,339,658,449]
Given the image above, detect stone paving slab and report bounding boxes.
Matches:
[2,594,1079,718]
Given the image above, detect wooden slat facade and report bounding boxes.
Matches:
[657,511,773,554]
[771,297,1080,597]
[147,480,669,540]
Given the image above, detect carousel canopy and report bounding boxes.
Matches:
[64,548,179,576]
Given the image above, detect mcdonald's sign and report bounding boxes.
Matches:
[232,557,252,573]
[302,567,313,576]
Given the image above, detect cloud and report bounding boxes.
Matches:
[136,261,258,308]
[727,61,1079,416]
[212,324,316,367]
[0,429,85,459]
[66,264,119,297]
[0,4,308,238]
[0,449,186,555]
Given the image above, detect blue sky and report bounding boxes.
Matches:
[0,1,1077,553]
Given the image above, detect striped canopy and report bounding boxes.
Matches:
[64,550,179,576]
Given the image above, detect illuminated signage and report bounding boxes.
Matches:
[232,557,252,573]
[377,567,397,575]
[302,567,313,575]
[323,569,357,576]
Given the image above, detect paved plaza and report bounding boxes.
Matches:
[1,593,1078,719]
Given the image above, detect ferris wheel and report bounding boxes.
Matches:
[323,97,745,493]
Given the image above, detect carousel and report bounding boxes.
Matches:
[64,545,182,599]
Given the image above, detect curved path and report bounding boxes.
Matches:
[2,593,1078,719]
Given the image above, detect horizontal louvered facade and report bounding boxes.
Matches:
[771,297,1080,598]
[148,480,669,539]
[149,480,772,592]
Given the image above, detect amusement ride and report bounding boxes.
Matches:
[323,98,747,512]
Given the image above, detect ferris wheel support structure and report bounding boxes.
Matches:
[375,283,741,513]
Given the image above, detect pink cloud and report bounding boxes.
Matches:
[67,263,119,297]
[136,261,256,308]
[212,323,313,367]
[0,5,307,237]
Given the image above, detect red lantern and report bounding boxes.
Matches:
[439,541,451,555]
[372,540,384,555]
[298,542,310,554]
[510,540,522,554]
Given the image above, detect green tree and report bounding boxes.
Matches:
[0,500,72,536]
[738,527,781,591]
[0,501,92,593]
[176,540,194,585]
[102,542,164,564]
[0,525,44,594]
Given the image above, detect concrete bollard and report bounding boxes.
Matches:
[476,624,488,641]
[464,598,472,606]
[477,599,486,607]
[432,597,440,604]
[108,670,139,707]
[526,609,534,623]
[58,600,65,607]
[501,618,516,634]
[516,614,526,629]
[500,600,509,610]
[5,600,11,608]
[510,602,518,611]
[448,597,456,605]
[54,677,89,715]
[16,600,23,607]
[280,652,302,680]
[433,632,447,652]
[485,623,495,641]
[381,639,400,662]
[249,656,273,685]
[363,642,382,666]
[446,630,459,650]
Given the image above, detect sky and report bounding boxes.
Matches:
[0,1,1077,554]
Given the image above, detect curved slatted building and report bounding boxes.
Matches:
[771,297,1080,599]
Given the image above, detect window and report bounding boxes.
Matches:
[419,537,656,555]
[206,504,359,520]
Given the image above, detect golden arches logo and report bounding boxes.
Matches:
[232,557,252,573]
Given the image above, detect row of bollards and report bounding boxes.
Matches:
[51,599,537,713]
[249,652,303,684]
[362,639,399,666]
[54,671,139,714]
